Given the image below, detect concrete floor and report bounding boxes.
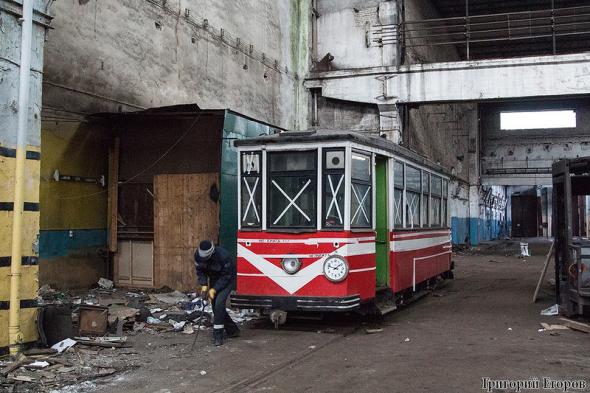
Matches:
[93,240,590,393]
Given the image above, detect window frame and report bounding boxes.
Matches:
[393,161,404,229]
[239,151,263,230]
[322,148,346,230]
[266,150,318,230]
[430,175,443,228]
[405,165,421,229]
[350,150,373,229]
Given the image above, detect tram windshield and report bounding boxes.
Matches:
[268,151,317,229]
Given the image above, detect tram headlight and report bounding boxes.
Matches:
[323,256,348,282]
[282,257,301,274]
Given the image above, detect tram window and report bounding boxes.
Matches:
[351,152,372,228]
[442,180,449,227]
[405,166,421,229]
[393,161,404,228]
[268,151,317,228]
[240,152,262,228]
[431,176,442,227]
[422,172,430,227]
[323,149,345,229]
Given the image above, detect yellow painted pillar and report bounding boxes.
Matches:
[8,0,33,356]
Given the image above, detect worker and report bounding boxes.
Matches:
[194,240,240,346]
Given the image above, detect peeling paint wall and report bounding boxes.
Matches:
[43,0,307,129]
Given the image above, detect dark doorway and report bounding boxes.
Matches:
[511,194,539,237]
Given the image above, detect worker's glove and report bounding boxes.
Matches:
[200,285,208,300]
[208,288,216,301]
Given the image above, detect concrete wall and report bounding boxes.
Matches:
[43,0,309,130]
[316,97,380,133]
[316,3,382,69]
[404,0,460,64]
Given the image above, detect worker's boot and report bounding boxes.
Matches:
[225,323,240,338]
[213,328,224,346]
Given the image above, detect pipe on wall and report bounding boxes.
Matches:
[9,0,34,356]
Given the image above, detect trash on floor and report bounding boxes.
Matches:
[540,304,560,316]
[540,322,569,331]
[98,277,114,289]
[365,328,384,334]
[51,338,77,354]
[558,318,590,333]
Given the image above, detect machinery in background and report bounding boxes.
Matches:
[553,157,590,316]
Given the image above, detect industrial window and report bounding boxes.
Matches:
[350,152,372,229]
[430,175,442,227]
[240,151,262,229]
[323,149,345,229]
[268,151,317,229]
[500,110,576,130]
[393,161,404,228]
[422,171,430,227]
[405,165,421,229]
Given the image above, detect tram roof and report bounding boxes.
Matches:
[235,130,447,175]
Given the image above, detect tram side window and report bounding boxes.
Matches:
[268,151,317,229]
[240,152,262,229]
[405,166,421,229]
[431,175,442,227]
[323,149,345,229]
[422,172,430,227]
[351,152,372,228]
[393,161,404,228]
[442,179,448,227]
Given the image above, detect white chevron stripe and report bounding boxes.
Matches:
[237,242,375,294]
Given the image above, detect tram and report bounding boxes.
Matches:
[230,130,453,318]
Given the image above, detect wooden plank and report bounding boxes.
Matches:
[559,318,590,333]
[154,173,220,291]
[108,138,120,253]
[532,241,554,303]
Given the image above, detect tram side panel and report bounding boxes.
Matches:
[236,231,377,302]
[390,229,452,292]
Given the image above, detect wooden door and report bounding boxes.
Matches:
[115,240,154,287]
[153,173,220,291]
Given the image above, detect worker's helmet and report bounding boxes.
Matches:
[198,240,215,260]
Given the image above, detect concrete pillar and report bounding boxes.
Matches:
[378,1,398,67]
[467,107,480,245]
[0,0,51,355]
[378,103,402,143]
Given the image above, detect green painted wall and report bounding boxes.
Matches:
[219,111,279,258]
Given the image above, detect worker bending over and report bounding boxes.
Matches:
[194,240,240,346]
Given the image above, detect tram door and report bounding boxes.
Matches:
[375,156,390,289]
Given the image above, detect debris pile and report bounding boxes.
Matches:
[1,279,259,391]
[0,338,139,392]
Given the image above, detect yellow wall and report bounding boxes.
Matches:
[40,121,108,231]
[38,120,110,290]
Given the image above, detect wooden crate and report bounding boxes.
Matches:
[153,173,220,291]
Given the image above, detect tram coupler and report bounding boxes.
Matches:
[269,309,287,329]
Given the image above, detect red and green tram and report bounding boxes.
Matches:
[230,130,452,318]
